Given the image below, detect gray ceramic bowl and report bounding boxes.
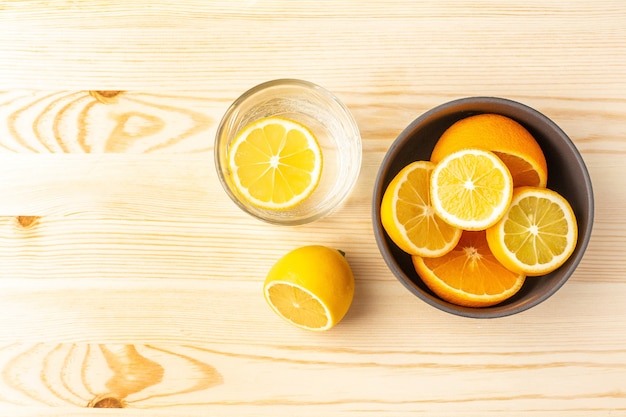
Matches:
[372,97,594,318]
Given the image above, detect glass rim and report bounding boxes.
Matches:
[214,78,362,226]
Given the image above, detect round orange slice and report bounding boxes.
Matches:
[431,113,548,188]
[413,230,526,307]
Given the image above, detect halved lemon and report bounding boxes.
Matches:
[228,116,323,210]
[380,161,462,257]
[430,148,513,231]
[486,186,578,276]
[264,245,355,331]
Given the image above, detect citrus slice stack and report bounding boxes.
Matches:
[378,112,579,309]
[430,148,513,231]
[380,161,462,257]
[413,231,526,307]
[430,113,548,188]
[228,116,323,210]
[263,245,355,331]
[486,186,578,276]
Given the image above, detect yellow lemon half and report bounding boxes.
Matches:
[263,245,355,331]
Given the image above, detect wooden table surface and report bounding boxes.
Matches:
[1,1,625,415]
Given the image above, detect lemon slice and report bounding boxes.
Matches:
[486,186,578,276]
[228,116,323,210]
[430,148,513,231]
[380,161,462,257]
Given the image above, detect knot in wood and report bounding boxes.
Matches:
[89,90,124,104]
[16,215,39,229]
[89,396,125,408]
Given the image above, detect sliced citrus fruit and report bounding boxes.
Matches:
[430,148,513,231]
[380,161,462,257]
[486,186,578,276]
[413,230,526,307]
[430,113,548,188]
[228,116,323,210]
[263,245,354,331]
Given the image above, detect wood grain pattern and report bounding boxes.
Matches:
[0,91,216,153]
[0,344,222,408]
[1,0,626,415]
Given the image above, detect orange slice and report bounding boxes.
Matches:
[413,230,526,307]
[380,161,462,257]
[430,148,513,231]
[228,116,322,210]
[486,186,578,276]
[430,113,548,188]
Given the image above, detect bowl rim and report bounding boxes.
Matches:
[372,96,595,318]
